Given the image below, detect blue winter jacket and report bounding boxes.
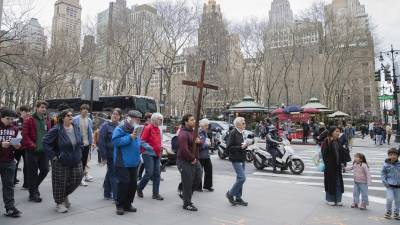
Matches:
[72,115,93,145]
[112,125,141,168]
[98,121,118,160]
[381,159,400,187]
[43,124,83,167]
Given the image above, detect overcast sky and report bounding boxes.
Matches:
[9,0,400,52]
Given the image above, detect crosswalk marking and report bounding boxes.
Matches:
[249,144,390,200]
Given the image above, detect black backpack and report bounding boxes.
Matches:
[171,135,178,153]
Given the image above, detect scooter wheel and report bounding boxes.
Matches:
[289,159,304,175]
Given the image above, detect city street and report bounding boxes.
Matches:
[0,137,398,225]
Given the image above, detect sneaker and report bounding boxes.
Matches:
[205,187,214,192]
[152,194,164,201]
[29,195,42,203]
[80,180,88,186]
[226,191,236,206]
[183,204,198,211]
[394,212,400,220]
[336,202,343,206]
[327,202,335,206]
[64,196,71,209]
[85,174,94,182]
[4,207,21,218]
[137,189,143,198]
[351,203,358,208]
[124,205,137,213]
[55,204,68,213]
[235,198,248,206]
[384,211,392,219]
[116,207,124,215]
[359,203,367,210]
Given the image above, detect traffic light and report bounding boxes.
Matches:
[374,70,381,82]
[384,69,392,81]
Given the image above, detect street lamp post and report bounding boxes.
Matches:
[379,45,400,142]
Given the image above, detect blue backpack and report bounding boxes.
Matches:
[171,135,179,153]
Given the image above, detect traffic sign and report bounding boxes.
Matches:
[378,95,394,101]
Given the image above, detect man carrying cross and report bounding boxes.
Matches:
[176,61,218,211]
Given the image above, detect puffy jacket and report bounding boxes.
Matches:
[381,159,400,188]
[43,124,83,167]
[72,116,93,145]
[0,121,19,163]
[112,125,141,168]
[140,123,161,157]
[22,113,51,151]
[98,121,118,160]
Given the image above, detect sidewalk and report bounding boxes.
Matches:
[1,160,398,225]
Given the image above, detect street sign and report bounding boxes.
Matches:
[378,95,394,101]
[81,79,100,101]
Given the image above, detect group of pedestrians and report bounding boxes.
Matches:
[321,126,400,220]
[0,102,97,217]
[366,121,393,145]
[2,102,400,220]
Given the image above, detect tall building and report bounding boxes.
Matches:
[268,0,294,29]
[96,0,130,78]
[51,0,82,48]
[21,18,46,55]
[197,0,232,115]
[130,4,159,95]
[326,0,378,116]
[266,0,321,49]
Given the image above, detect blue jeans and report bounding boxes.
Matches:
[326,176,342,203]
[229,162,246,199]
[353,182,369,205]
[138,154,161,195]
[386,187,400,213]
[103,158,117,200]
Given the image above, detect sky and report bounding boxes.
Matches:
[7,0,400,52]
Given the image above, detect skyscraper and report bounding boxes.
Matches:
[51,0,82,48]
[21,18,47,55]
[96,0,130,77]
[268,0,294,29]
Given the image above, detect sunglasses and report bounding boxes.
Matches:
[65,114,73,118]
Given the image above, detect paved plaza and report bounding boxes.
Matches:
[0,137,398,225]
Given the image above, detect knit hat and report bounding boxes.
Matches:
[388,148,399,156]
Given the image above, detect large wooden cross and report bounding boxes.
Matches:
[182,60,219,155]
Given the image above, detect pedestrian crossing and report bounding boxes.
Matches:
[250,145,389,202]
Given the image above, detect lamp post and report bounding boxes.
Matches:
[379,45,400,142]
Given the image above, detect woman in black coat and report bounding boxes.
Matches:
[321,126,344,206]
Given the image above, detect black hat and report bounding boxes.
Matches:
[388,148,399,155]
[127,110,142,118]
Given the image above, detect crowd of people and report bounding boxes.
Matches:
[0,101,399,220]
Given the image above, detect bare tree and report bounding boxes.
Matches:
[233,17,267,103]
[152,0,200,116]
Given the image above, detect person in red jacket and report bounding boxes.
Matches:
[0,108,22,218]
[137,113,164,200]
[22,100,51,203]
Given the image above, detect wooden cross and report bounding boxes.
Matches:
[182,60,219,155]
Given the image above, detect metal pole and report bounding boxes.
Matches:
[90,79,94,120]
[390,45,400,142]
